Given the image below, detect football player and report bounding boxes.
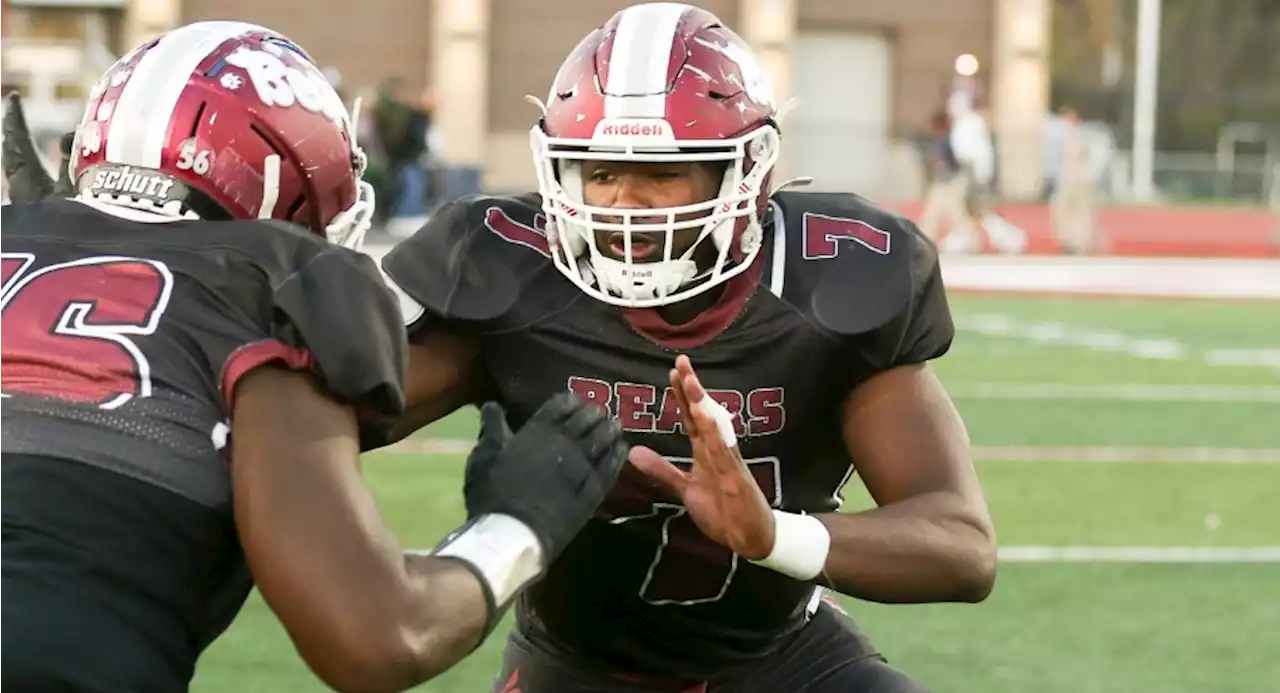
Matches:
[379,4,998,691]
[0,22,627,693]
[6,6,997,692]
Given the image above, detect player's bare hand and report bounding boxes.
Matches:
[629,355,776,560]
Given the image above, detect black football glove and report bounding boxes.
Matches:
[4,92,75,203]
[464,393,628,562]
[432,394,627,642]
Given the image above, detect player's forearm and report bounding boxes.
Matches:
[257,538,490,693]
[306,515,543,693]
[384,512,548,684]
[298,558,488,693]
[382,554,490,683]
[815,491,996,604]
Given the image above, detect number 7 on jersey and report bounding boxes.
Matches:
[802,213,892,259]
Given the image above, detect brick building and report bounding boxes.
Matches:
[1,0,1049,199]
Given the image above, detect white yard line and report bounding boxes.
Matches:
[957,313,1185,357]
[999,546,1280,563]
[970,446,1280,463]
[950,382,1280,402]
[954,313,1280,375]
[1203,348,1280,370]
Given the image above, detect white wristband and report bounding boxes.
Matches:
[747,510,831,581]
[430,514,545,606]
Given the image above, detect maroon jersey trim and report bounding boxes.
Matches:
[220,339,314,411]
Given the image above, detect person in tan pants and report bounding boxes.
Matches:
[1051,107,1098,254]
[918,111,975,252]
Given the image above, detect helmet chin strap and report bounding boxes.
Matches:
[588,254,699,301]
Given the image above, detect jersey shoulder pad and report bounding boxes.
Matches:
[227,219,408,448]
[380,193,557,331]
[183,217,333,290]
[772,190,952,367]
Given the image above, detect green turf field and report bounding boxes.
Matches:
[192,295,1280,693]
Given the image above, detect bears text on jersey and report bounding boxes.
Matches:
[568,376,784,437]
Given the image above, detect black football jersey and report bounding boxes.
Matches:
[1,198,406,688]
[383,190,953,679]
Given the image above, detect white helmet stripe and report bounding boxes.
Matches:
[107,21,272,168]
[603,2,688,119]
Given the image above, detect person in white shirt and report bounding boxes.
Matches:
[944,92,1027,255]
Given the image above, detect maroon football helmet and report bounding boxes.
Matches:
[531,3,781,307]
[70,21,373,247]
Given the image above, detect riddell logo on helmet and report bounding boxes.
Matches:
[593,119,675,140]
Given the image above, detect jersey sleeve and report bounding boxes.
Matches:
[889,224,954,367]
[380,194,547,337]
[215,244,408,451]
[782,191,954,373]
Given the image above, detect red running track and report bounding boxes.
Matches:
[886,201,1280,258]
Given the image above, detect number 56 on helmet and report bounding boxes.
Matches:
[71,21,374,248]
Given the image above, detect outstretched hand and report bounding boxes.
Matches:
[628,355,776,560]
